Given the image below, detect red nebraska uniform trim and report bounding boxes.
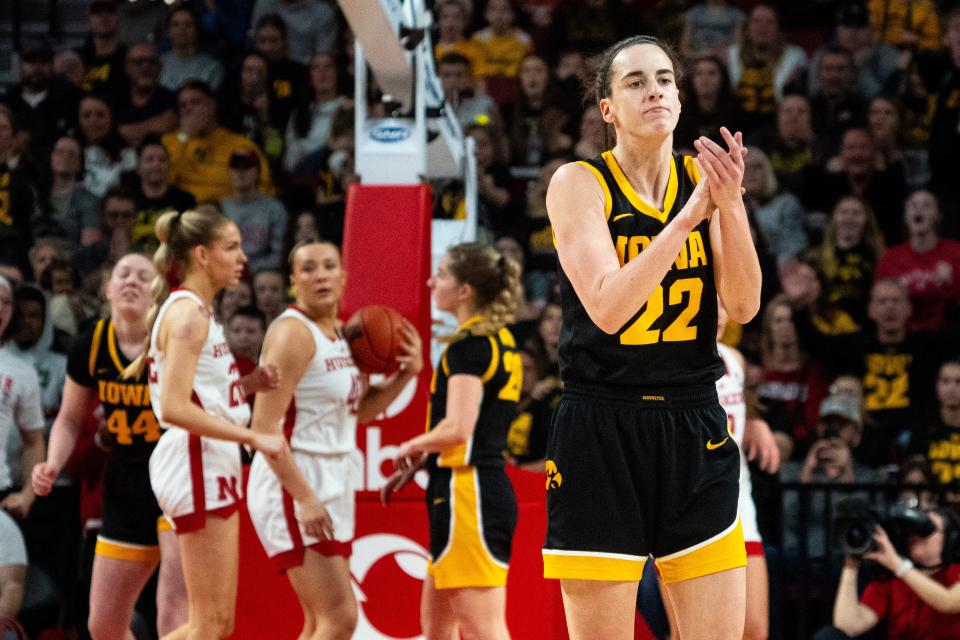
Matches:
[271,539,353,572]
[171,390,241,534]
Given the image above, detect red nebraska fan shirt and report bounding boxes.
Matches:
[876,239,960,332]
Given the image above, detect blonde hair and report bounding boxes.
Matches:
[123,208,231,377]
[813,196,885,282]
[442,243,522,342]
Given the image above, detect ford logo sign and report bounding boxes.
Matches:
[369,124,412,143]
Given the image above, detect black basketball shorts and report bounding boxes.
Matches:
[96,455,163,565]
[542,381,745,584]
[427,465,517,589]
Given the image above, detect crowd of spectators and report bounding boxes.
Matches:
[0,0,959,638]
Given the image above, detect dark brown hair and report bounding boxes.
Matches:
[586,35,683,105]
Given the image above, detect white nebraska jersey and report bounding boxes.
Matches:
[716,343,746,448]
[717,342,762,545]
[149,289,250,428]
[273,306,362,455]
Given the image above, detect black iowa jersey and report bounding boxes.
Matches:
[558,150,723,388]
[66,318,159,462]
[429,317,521,468]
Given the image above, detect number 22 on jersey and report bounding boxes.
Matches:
[620,277,703,345]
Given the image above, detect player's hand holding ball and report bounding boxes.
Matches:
[345,305,421,375]
[395,318,423,376]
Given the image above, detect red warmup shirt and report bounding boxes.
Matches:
[875,239,960,332]
[861,563,960,639]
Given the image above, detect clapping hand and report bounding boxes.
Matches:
[694,128,748,211]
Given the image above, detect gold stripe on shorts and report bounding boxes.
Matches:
[655,518,746,584]
[542,550,646,581]
[430,467,508,589]
[95,537,160,564]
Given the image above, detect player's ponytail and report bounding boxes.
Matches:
[123,208,231,378]
[443,243,521,342]
[483,252,522,336]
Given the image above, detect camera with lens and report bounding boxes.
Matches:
[833,496,936,556]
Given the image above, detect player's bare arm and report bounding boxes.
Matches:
[548,161,713,334]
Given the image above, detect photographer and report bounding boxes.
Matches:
[818,509,960,639]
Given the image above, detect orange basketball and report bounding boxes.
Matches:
[344,305,406,374]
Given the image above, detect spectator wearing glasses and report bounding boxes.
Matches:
[114,42,177,148]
